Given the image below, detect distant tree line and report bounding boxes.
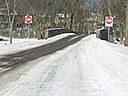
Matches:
[0,0,94,44]
[98,0,128,46]
[1,0,128,46]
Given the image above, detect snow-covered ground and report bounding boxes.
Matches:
[0,34,128,96]
[0,33,74,55]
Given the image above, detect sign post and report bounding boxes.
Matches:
[25,15,32,39]
[105,17,113,41]
[108,27,110,41]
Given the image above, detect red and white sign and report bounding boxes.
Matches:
[105,17,113,27]
[25,16,32,24]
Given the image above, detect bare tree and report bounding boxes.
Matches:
[5,0,18,44]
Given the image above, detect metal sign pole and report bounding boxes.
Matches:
[28,24,29,39]
[28,24,31,39]
[108,27,110,41]
[27,24,30,39]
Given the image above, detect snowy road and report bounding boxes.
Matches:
[0,34,86,74]
[0,35,128,96]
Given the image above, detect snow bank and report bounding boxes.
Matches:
[79,35,128,96]
[0,33,74,55]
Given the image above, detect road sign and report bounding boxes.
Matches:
[105,16,113,41]
[25,15,32,24]
[105,17,113,27]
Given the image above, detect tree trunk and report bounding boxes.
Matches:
[5,0,17,44]
[70,13,74,30]
[120,22,123,44]
[9,24,13,44]
[125,0,128,46]
[70,0,79,31]
[107,0,112,16]
[36,17,41,40]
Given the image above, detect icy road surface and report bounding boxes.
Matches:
[0,35,128,96]
[0,33,74,55]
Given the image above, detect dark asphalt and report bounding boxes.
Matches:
[0,34,87,74]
